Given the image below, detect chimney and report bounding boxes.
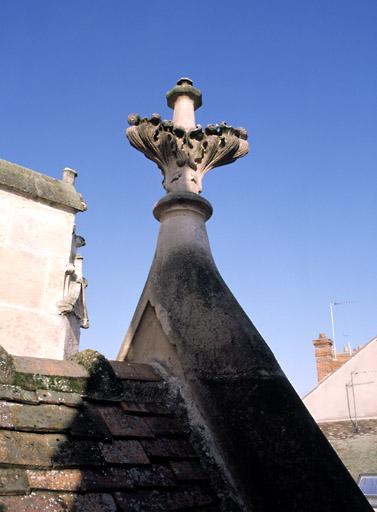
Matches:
[313,333,334,382]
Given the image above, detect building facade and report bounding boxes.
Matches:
[0,160,87,359]
[304,333,377,509]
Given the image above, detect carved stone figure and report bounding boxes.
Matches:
[126,78,249,194]
[57,233,89,329]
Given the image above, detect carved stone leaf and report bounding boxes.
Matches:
[198,136,220,175]
[187,137,204,169]
[126,124,166,171]
[198,132,241,175]
[126,115,249,194]
[158,131,174,168]
[233,138,249,161]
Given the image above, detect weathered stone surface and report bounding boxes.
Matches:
[13,373,87,394]
[12,357,88,393]
[61,493,117,511]
[110,361,161,381]
[9,201,74,258]
[100,440,150,464]
[120,401,170,416]
[1,402,77,431]
[0,311,69,362]
[0,311,67,362]
[82,469,133,491]
[0,492,116,512]
[166,78,202,110]
[126,465,175,488]
[53,438,104,467]
[0,401,15,428]
[141,438,197,459]
[132,363,162,381]
[36,389,83,407]
[169,460,207,481]
[0,469,29,495]
[0,402,108,437]
[0,247,46,309]
[0,384,37,404]
[145,416,185,436]
[28,467,175,492]
[114,486,215,511]
[0,493,66,512]
[191,506,219,512]
[0,431,60,467]
[114,491,167,512]
[0,346,15,384]
[71,350,123,396]
[121,381,168,403]
[13,357,88,379]
[0,431,103,467]
[97,406,154,438]
[69,406,111,439]
[27,469,82,491]
[109,361,139,380]
[28,468,133,492]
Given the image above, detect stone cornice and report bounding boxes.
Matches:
[0,159,87,212]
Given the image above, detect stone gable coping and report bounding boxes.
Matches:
[0,159,87,212]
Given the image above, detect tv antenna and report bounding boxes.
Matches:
[329,301,354,359]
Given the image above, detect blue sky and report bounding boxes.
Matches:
[1,1,376,395]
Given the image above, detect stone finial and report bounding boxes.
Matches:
[166,77,202,130]
[126,79,249,194]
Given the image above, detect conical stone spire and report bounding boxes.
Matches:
[120,80,372,512]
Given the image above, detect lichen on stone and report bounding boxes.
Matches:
[70,350,122,397]
[0,346,15,385]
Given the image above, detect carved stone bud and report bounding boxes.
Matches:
[128,113,140,126]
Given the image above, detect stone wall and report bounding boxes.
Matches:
[0,161,87,359]
[0,188,76,358]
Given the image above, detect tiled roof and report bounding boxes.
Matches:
[0,349,219,511]
[319,419,377,439]
[319,419,377,483]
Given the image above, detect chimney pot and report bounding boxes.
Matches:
[63,168,77,185]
